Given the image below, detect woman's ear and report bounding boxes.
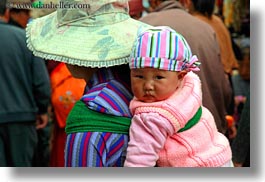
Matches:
[180,0,194,13]
[178,70,187,80]
[4,8,10,22]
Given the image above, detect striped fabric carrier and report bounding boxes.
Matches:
[65,128,129,167]
[64,68,133,167]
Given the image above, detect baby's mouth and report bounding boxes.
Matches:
[143,94,155,100]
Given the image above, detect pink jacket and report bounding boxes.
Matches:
[124,72,232,167]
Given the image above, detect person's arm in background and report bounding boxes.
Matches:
[31,55,51,129]
[231,90,250,167]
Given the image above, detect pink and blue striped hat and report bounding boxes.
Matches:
[129,26,201,72]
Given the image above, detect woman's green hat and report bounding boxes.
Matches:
[26,0,152,67]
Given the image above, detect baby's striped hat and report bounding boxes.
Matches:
[129,26,200,72]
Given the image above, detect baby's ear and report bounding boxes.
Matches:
[178,71,187,80]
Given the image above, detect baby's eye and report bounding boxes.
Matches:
[155,76,164,80]
[134,75,144,79]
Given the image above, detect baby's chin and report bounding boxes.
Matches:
[140,99,156,103]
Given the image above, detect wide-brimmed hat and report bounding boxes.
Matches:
[129,26,201,72]
[26,0,152,68]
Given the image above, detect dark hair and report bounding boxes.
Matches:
[10,8,30,13]
[191,0,215,18]
[0,0,7,15]
[111,64,131,91]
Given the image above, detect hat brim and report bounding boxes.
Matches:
[26,12,152,67]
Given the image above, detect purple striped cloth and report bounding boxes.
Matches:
[64,68,132,167]
[81,68,132,117]
[65,132,128,167]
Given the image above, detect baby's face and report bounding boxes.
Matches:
[130,68,186,102]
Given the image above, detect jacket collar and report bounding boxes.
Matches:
[154,1,184,12]
[0,19,7,25]
[8,18,23,29]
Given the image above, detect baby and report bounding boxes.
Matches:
[124,26,233,167]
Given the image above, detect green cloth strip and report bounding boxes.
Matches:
[65,100,202,135]
[65,100,131,134]
[178,106,202,133]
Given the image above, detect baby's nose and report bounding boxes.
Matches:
[144,80,154,91]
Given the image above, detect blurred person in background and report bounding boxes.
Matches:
[128,0,144,19]
[181,0,239,140]
[8,0,31,28]
[231,90,250,167]
[47,60,86,167]
[7,0,53,167]
[0,0,51,167]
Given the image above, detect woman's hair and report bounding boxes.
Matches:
[191,0,215,18]
[111,64,131,91]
